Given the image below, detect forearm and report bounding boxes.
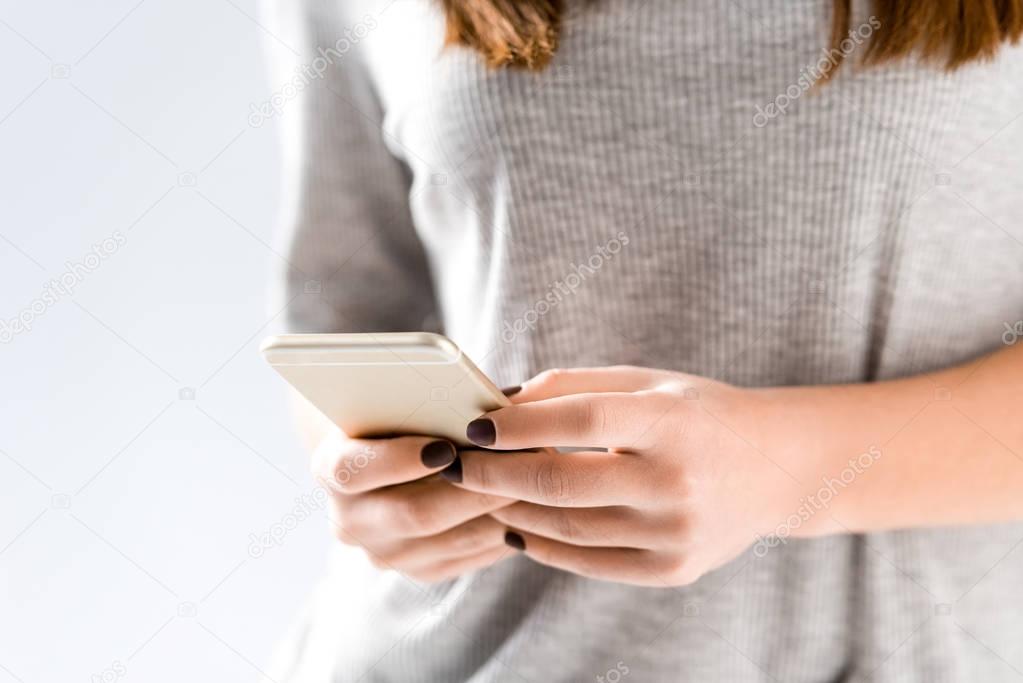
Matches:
[759,343,1023,536]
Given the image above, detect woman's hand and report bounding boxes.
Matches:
[443,366,815,587]
[312,430,517,582]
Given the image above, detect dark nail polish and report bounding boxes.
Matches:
[421,440,456,468]
[440,455,462,482]
[501,385,522,397]
[504,531,525,551]
[466,418,496,446]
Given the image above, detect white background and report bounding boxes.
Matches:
[0,1,328,680]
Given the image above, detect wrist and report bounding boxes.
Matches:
[746,384,882,539]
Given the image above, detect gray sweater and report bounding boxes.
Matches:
[267,0,1023,680]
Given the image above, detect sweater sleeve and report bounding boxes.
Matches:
[267,0,438,334]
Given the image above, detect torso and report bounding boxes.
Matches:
[278,1,1023,680]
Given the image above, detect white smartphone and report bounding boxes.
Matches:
[260,332,510,445]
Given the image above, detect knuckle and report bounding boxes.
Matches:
[313,453,355,494]
[661,556,701,586]
[663,512,690,542]
[447,530,478,556]
[329,500,363,544]
[366,553,391,570]
[534,367,568,387]
[331,519,360,545]
[648,389,679,411]
[465,455,486,488]
[474,492,506,511]
[409,568,446,584]
[654,457,693,501]
[455,520,495,553]
[389,496,428,535]
[327,465,356,494]
[673,470,695,500]
[310,451,335,488]
[577,398,615,437]
[465,456,495,493]
[312,433,352,479]
[530,459,574,505]
[331,446,379,493]
[405,569,429,582]
[573,554,604,578]
[660,554,685,578]
[631,393,680,448]
[551,511,581,540]
[393,495,442,537]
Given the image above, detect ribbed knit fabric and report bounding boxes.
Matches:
[266,1,1023,680]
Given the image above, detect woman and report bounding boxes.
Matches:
[267,0,1023,680]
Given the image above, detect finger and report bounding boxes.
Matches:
[504,531,668,586]
[376,515,507,568]
[490,502,655,547]
[516,366,666,402]
[450,449,637,507]
[465,392,665,450]
[313,434,458,494]
[406,543,514,584]
[335,478,515,541]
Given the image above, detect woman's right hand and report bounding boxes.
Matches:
[312,429,517,583]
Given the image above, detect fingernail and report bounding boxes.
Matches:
[421,440,456,468]
[504,531,525,551]
[440,455,462,482]
[466,418,496,446]
[501,385,522,397]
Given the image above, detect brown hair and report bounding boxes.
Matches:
[440,0,1023,74]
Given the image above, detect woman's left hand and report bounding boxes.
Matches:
[443,366,819,586]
